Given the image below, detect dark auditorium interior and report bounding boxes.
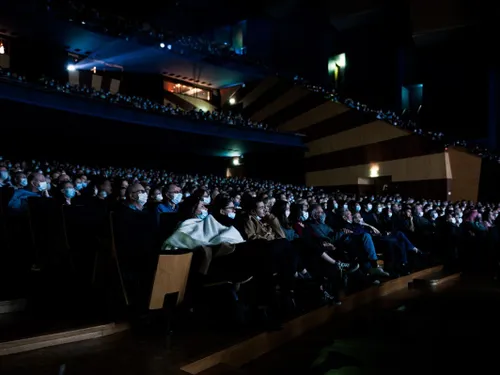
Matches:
[1,1,499,374]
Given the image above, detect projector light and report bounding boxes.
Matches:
[67,64,76,72]
[229,98,236,105]
[160,43,165,48]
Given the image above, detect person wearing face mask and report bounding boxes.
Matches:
[270,200,312,281]
[352,212,420,276]
[212,194,238,227]
[157,183,183,214]
[0,166,12,187]
[439,213,462,272]
[361,202,379,228]
[59,181,76,206]
[7,172,50,215]
[241,198,299,322]
[13,171,28,189]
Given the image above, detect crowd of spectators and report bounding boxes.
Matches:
[0,68,270,131]
[1,155,498,329]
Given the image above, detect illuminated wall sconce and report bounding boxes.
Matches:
[369,164,379,178]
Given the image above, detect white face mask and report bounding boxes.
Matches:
[198,209,209,220]
[432,213,438,219]
[171,193,183,205]
[156,194,163,202]
[203,197,211,205]
[418,211,424,217]
[367,204,372,210]
[227,212,236,219]
[377,207,382,213]
[20,178,28,187]
[301,211,309,221]
[388,212,393,217]
[285,210,291,218]
[457,217,463,224]
[343,204,348,210]
[450,217,456,224]
[38,181,48,191]
[137,192,148,206]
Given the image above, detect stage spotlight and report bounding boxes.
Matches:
[229,98,236,105]
[67,64,76,72]
[232,157,240,166]
[160,43,165,48]
[0,43,4,55]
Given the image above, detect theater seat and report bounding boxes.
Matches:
[149,252,193,310]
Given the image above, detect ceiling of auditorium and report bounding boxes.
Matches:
[0,3,265,88]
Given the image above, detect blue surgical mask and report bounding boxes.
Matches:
[64,188,76,199]
[0,171,9,180]
[20,178,28,187]
[203,197,211,205]
[300,211,309,221]
[319,213,326,224]
[38,181,48,191]
[333,203,338,209]
[82,182,88,188]
[75,183,83,190]
[228,212,236,220]
[367,204,372,210]
[171,193,183,205]
[355,205,361,212]
[197,209,209,220]
[99,191,108,199]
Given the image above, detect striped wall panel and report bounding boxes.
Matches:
[446,148,482,202]
[279,101,350,133]
[250,86,310,123]
[265,92,327,127]
[230,76,482,200]
[242,79,292,118]
[241,76,279,109]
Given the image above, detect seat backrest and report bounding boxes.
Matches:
[159,212,180,238]
[149,252,193,310]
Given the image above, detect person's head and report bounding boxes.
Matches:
[192,188,211,205]
[446,213,456,224]
[353,212,363,224]
[60,181,76,200]
[126,183,148,209]
[271,199,291,228]
[58,174,71,184]
[14,172,27,188]
[151,188,162,202]
[97,178,112,199]
[116,179,129,199]
[429,210,438,220]
[28,172,47,192]
[233,194,242,208]
[0,166,9,182]
[213,194,236,220]
[342,209,353,223]
[164,183,183,205]
[248,198,267,220]
[178,195,208,221]
[310,204,325,223]
[375,203,384,214]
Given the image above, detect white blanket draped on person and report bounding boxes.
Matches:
[162,214,245,250]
